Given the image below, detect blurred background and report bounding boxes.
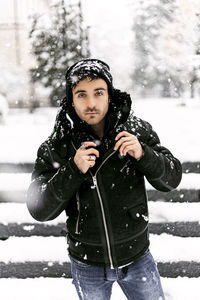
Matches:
[0,0,200,113]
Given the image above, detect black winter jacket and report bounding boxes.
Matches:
[27,90,182,268]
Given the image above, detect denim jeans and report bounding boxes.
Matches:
[70,249,165,300]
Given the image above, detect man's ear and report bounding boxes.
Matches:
[72,102,74,107]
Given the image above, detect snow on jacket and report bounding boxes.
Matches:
[27,89,182,268]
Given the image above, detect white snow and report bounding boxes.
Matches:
[0,277,199,300]
[0,203,65,224]
[149,201,200,223]
[146,173,200,190]
[0,108,56,163]
[0,173,31,191]
[0,234,199,263]
[133,98,200,162]
[150,233,200,263]
[0,172,199,191]
[0,236,67,263]
[0,98,199,163]
[161,277,200,300]
[1,201,200,224]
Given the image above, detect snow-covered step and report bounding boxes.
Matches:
[1,221,200,238]
[2,277,199,300]
[1,202,200,238]
[0,173,199,191]
[0,260,200,279]
[1,188,199,203]
[0,234,200,264]
[1,202,200,224]
[0,163,33,173]
[0,173,199,203]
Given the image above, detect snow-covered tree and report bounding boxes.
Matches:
[29,0,90,106]
[132,0,176,97]
[190,8,200,98]
[158,0,200,98]
[132,0,200,98]
[0,56,28,107]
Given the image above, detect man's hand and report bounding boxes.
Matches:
[74,142,99,174]
[114,131,144,160]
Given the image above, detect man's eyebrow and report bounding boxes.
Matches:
[94,87,106,91]
[74,87,106,95]
[74,89,86,95]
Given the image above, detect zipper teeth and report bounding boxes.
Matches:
[75,192,80,234]
[91,150,116,268]
[93,175,114,269]
[72,139,116,268]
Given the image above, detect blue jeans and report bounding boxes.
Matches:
[70,250,165,300]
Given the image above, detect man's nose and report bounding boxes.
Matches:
[87,97,96,108]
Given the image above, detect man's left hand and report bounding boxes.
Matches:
[114,131,144,160]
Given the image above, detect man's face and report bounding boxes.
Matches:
[72,78,109,126]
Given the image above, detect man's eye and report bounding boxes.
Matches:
[95,91,103,96]
[78,93,86,98]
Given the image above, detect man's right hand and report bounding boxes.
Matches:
[74,141,99,174]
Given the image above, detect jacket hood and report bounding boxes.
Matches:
[51,88,132,141]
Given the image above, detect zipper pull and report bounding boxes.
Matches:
[91,176,97,189]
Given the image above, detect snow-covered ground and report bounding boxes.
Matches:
[0,98,199,163]
[1,277,199,300]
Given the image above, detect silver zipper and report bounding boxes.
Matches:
[72,138,116,268]
[92,175,114,268]
[91,150,116,269]
[75,192,80,234]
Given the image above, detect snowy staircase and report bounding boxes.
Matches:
[0,162,200,299]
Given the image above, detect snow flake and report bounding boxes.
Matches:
[111,183,115,189]
[41,183,47,192]
[23,225,35,231]
[93,139,101,146]
[142,276,147,282]
[53,161,60,168]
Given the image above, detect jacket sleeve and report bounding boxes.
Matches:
[133,121,182,192]
[26,141,87,222]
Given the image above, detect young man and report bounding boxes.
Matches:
[27,59,182,300]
